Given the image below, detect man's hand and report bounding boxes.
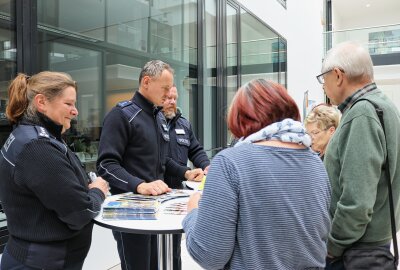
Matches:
[203,165,210,175]
[184,168,204,182]
[187,192,202,212]
[137,180,171,195]
[89,177,110,197]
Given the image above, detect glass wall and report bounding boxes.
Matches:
[226,3,238,144]
[37,0,198,170]
[240,9,281,85]
[0,0,14,255]
[0,0,16,139]
[0,0,287,166]
[202,0,217,157]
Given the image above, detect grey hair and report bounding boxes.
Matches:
[304,104,341,130]
[322,41,374,82]
[139,60,174,85]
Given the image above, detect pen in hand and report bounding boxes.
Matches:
[88,172,97,183]
[88,172,111,196]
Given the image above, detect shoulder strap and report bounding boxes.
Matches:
[117,100,142,123]
[1,125,67,169]
[351,99,398,265]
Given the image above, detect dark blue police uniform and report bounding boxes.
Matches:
[0,114,105,270]
[97,91,170,270]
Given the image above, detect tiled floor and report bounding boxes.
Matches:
[107,237,203,270]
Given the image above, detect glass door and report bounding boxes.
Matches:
[38,35,103,173]
[226,2,239,145]
[0,0,15,255]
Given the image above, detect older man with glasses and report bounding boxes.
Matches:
[319,41,400,270]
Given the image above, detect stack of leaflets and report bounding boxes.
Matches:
[102,189,190,220]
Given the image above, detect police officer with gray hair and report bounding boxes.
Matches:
[97,60,174,270]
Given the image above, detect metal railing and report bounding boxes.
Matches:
[323,23,400,56]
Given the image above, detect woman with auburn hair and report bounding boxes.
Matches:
[182,79,331,269]
[0,72,109,269]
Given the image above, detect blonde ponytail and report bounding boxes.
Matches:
[6,73,29,124]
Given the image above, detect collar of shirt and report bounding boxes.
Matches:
[338,82,378,113]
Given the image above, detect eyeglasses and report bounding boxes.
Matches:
[307,130,324,137]
[316,69,333,84]
[316,68,345,84]
[307,127,329,138]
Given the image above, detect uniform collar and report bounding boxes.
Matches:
[19,112,63,139]
[166,111,181,128]
[133,91,162,116]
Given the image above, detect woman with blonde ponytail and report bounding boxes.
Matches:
[6,73,30,123]
[0,71,109,270]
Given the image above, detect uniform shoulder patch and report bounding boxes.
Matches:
[117,100,132,108]
[34,126,50,138]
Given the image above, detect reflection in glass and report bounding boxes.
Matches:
[241,10,279,84]
[226,4,238,145]
[0,0,16,145]
[38,0,106,41]
[0,0,12,15]
[279,38,287,87]
[39,41,102,171]
[37,0,197,172]
[203,0,217,157]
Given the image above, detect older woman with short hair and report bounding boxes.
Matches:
[304,104,341,159]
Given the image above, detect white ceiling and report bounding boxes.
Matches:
[332,0,400,29]
[333,0,400,19]
[331,0,400,106]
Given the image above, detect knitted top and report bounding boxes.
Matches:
[183,144,331,269]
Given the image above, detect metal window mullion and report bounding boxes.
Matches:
[16,0,37,75]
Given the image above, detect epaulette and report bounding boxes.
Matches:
[117,101,142,123]
[34,126,50,138]
[1,125,67,171]
[117,100,132,108]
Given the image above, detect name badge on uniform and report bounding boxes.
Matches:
[175,129,185,135]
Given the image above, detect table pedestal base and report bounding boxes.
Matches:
[157,234,173,270]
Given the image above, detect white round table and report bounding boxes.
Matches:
[94,191,194,270]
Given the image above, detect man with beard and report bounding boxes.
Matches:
[162,85,210,270]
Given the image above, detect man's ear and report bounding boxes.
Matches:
[141,75,151,90]
[334,68,344,86]
[34,94,47,113]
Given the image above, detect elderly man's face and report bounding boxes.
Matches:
[163,87,178,119]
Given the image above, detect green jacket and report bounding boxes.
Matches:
[324,89,400,257]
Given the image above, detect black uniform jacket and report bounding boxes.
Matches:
[0,113,105,269]
[164,112,210,188]
[97,91,170,194]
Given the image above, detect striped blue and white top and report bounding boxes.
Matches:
[183,144,331,270]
